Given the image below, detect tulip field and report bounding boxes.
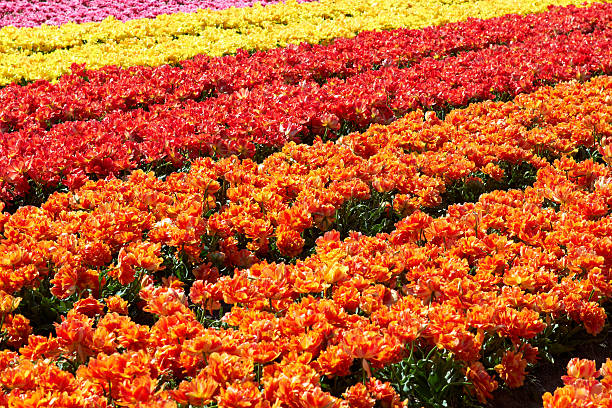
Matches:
[3,0,612,407]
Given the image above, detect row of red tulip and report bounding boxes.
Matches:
[1,3,609,134]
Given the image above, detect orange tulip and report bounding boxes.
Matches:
[495,350,527,389]
[465,361,498,403]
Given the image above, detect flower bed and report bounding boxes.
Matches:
[2,2,612,407]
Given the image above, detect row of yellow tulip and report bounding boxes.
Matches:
[0,0,608,85]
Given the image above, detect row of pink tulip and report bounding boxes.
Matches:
[0,0,313,28]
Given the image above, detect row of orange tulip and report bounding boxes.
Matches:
[1,153,610,406]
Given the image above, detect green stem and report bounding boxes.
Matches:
[440,381,471,394]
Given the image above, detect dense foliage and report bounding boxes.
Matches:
[1,1,612,407]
